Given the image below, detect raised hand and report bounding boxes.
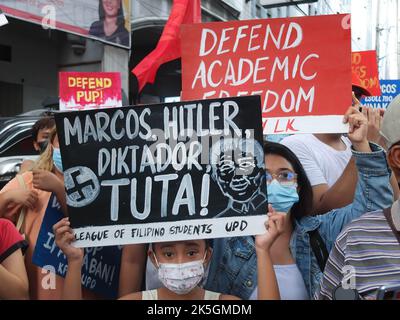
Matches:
[53,218,84,262]
[255,204,285,252]
[361,106,385,146]
[32,169,62,193]
[343,106,370,152]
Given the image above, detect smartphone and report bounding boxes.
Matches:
[376,284,400,300]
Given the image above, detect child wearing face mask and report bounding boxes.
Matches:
[140,240,225,300]
[53,212,284,300]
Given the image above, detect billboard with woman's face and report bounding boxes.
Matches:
[0,0,131,49]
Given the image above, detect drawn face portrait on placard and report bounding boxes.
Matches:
[55,95,267,247]
[210,138,266,218]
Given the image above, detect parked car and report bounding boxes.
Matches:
[16,108,57,117]
[0,109,58,189]
[0,116,39,189]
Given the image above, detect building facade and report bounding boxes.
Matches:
[1,0,398,115]
[0,1,130,116]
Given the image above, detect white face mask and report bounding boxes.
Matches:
[153,252,207,295]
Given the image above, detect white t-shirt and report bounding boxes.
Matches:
[280,134,352,187]
[249,264,309,300]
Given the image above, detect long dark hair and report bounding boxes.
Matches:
[99,0,125,26]
[264,141,313,222]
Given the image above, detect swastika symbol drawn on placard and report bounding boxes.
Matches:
[64,166,100,208]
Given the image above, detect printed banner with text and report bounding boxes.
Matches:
[55,96,267,247]
[181,14,352,134]
[0,0,131,48]
[361,80,400,109]
[59,72,122,111]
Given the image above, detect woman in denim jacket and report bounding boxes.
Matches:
[205,107,394,299]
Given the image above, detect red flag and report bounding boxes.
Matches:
[132,0,201,93]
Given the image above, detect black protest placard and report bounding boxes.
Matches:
[55,96,267,247]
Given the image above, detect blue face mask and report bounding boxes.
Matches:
[52,147,63,172]
[267,179,299,213]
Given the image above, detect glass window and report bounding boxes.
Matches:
[1,136,37,157]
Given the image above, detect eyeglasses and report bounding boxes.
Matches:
[265,170,297,186]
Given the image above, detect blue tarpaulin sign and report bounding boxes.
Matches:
[32,194,122,299]
[361,80,400,109]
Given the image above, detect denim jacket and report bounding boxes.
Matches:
[205,143,394,299]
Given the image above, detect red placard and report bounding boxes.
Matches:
[0,1,131,49]
[59,72,122,111]
[181,14,352,134]
[351,50,382,96]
